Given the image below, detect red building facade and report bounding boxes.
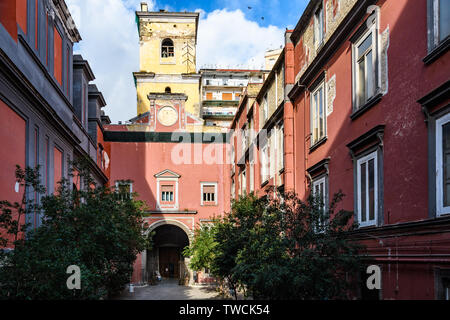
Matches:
[231,0,450,299]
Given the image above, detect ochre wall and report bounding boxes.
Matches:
[139,21,197,74]
[137,81,200,117]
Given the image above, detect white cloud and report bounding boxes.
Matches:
[197,9,284,69]
[66,2,283,123]
[66,0,155,123]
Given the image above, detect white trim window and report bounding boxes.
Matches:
[242,169,247,195]
[231,177,236,200]
[260,144,269,184]
[201,182,218,206]
[352,16,379,109]
[277,123,284,172]
[356,151,378,227]
[314,3,324,48]
[431,0,450,47]
[312,176,327,230]
[311,81,326,146]
[436,113,450,216]
[269,130,276,179]
[115,181,133,200]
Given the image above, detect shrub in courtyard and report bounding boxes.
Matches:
[186,191,365,300]
[0,160,151,300]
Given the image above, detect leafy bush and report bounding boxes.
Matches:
[0,161,150,300]
[185,191,365,300]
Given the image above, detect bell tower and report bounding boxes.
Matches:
[134,4,201,119]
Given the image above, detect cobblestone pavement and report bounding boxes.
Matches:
[117,279,225,300]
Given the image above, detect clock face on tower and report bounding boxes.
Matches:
[157,106,178,127]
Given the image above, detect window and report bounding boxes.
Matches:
[165,87,171,94]
[260,145,269,184]
[435,269,450,300]
[54,147,63,194]
[54,27,63,85]
[17,0,27,34]
[250,161,255,193]
[161,38,174,58]
[98,144,104,169]
[446,279,450,300]
[436,113,450,216]
[241,125,247,155]
[314,3,324,48]
[222,93,233,101]
[206,92,213,100]
[161,185,174,203]
[352,17,379,110]
[82,84,87,126]
[35,0,39,50]
[312,176,327,230]
[66,46,70,95]
[116,181,132,200]
[356,151,378,227]
[201,183,217,206]
[45,12,49,66]
[231,177,236,200]
[277,123,284,171]
[242,169,247,195]
[311,81,326,146]
[431,0,450,48]
[269,130,276,178]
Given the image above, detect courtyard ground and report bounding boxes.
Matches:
[117,279,225,300]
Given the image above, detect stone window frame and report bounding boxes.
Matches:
[347,125,385,229]
[115,180,133,200]
[314,1,325,50]
[350,9,383,119]
[425,0,450,64]
[309,73,327,150]
[200,182,218,207]
[307,158,330,232]
[418,81,450,218]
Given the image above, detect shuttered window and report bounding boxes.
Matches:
[202,184,217,205]
[54,27,63,85]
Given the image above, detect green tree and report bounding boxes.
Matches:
[183,222,218,272]
[0,160,151,300]
[208,191,364,300]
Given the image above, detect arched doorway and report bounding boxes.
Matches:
[146,222,190,282]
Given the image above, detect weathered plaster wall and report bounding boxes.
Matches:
[139,20,197,74]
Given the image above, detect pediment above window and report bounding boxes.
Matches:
[154,169,181,179]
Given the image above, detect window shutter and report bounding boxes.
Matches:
[161,185,173,192]
[203,185,215,194]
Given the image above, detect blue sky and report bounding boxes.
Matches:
[150,0,308,30]
[67,0,308,123]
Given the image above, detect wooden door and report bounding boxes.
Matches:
[159,247,180,278]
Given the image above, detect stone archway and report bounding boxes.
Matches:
[142,220,193,285]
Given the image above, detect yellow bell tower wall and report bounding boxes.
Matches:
[138,20,197,74]
[134,10,201,119]
[135,78,200,116]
